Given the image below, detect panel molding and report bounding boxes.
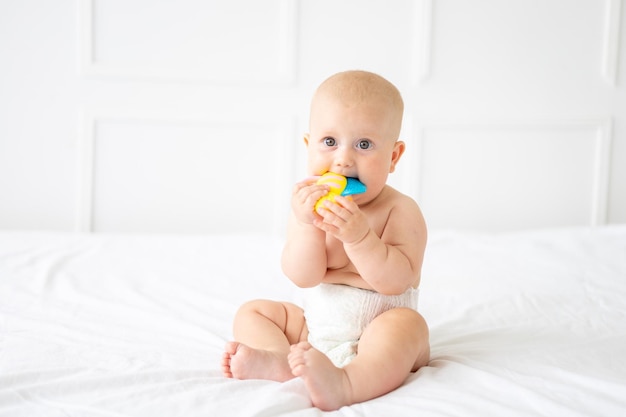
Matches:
[75,112,295,235]
[76,111,96,233]
[411,0,433,85]
[407,118,613,227]
[76,0,298,84]
[602,0,623,86]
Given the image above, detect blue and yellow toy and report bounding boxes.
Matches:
[314,172,367,212]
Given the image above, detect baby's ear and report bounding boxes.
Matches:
[303,133,310,146]
[389,140,406,173]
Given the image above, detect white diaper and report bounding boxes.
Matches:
[303,283,419,368]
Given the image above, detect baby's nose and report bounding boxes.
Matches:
[333,148,354,167]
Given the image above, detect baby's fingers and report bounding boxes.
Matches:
[293,176,322,190]
[333,195,358,212]
[317,200,347,221]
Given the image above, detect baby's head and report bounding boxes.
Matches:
[305,70,406,201]
[310,70,404,140]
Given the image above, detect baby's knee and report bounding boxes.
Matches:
[238,299,270,311]
[236,299,277,318]
[381,307,423,322]
[373,308,429,338]
[236,299,304,326]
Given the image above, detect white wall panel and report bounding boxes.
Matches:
[298,0,430,92]
[414,120,611,231]
[0,1,77,231]
[420,0,610,118]
[78,115,292,234]
[78,0,297,83]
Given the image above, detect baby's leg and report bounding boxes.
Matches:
[289,308,429,410]
[222,299,308,382]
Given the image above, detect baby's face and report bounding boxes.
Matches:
[305,93,403,204]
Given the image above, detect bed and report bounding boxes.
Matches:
[1,226,625,416]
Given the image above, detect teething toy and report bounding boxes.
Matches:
[314,172,367,211]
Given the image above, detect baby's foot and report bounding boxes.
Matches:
[288,342,352,411]
[221,341,294,382]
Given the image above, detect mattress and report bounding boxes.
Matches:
[1,226,625,416]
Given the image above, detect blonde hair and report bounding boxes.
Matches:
[312,70,404,139]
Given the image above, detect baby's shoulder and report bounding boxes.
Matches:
[382,185,419,207]
[369,186,426,236]
[368,185,422,215]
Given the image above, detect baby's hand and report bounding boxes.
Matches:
[313,173,366,212]
[315,195,369,244]
[291,177,329,224]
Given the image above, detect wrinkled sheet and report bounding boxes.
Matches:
[1,227,625,416]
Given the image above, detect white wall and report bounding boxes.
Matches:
[0,0,624,234]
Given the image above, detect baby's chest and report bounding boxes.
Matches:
[325,212,386,268]
[325,237,351,269]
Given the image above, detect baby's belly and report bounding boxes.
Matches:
[323,269,373,291]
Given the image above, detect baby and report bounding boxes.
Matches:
[221,70,429,411]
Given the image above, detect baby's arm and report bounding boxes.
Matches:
[281,180,329,288]
[319,194,427,295]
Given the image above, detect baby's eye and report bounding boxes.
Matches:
[323,137,336,147]
[356,139,372,150]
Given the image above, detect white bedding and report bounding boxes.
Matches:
[1,227,625,416]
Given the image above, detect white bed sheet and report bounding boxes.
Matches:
[1,226,625,416]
